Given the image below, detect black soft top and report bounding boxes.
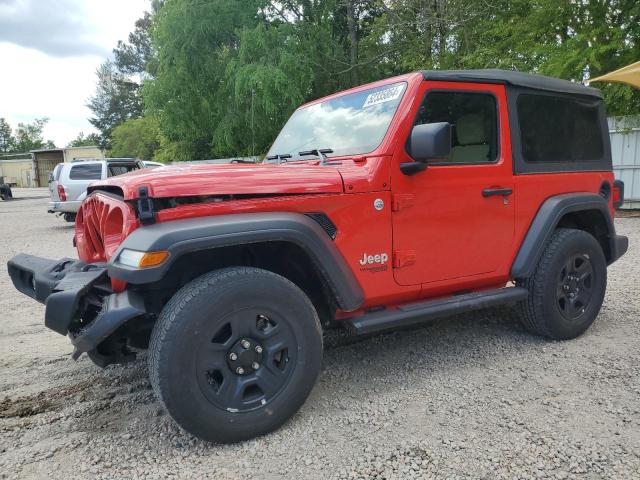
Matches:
[421,69,602,98]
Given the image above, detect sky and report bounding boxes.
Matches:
[0,0,149,148]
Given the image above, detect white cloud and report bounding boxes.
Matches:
[0,0,149,147]
[0,0,107,57]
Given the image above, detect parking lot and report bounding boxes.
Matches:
[1,188,639,479]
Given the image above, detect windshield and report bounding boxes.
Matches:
[267,81,407,161]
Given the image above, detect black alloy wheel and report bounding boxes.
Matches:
[556,253,594,321]
[196,309,296,413]
[149,267,323,443]
[518,228,607,340]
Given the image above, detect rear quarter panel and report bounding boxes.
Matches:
[510,171,615,266]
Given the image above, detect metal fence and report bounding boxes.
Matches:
[610,117,640,209]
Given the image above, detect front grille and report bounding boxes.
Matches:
[76,193,137,263]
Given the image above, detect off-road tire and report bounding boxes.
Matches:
[149,267,323,443]
[517,228,607,340]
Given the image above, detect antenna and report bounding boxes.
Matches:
[251,89,255,157]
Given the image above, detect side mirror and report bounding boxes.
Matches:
[401,122,452,175]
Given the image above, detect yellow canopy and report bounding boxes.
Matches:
[589,61,640,89]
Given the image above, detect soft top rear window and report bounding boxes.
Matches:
[517,94,604,164]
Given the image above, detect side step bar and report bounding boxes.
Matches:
[345,287,528,335]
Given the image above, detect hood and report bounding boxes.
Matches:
[89,163,345,200]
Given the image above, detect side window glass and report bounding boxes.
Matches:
[49,165,60,182]
[107,164,138,177]
[517,94,604,163]
[414,91,498,164]
[69,164,103,180]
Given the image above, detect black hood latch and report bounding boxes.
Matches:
[136,186,156,225]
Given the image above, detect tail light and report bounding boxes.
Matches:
[57,184,67,201]
[613,180,624,209]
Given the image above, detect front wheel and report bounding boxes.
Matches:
[517,228,607,340]
[149,267,323,443]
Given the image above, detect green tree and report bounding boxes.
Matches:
[13,118,55,152]
[113,1,164,77]
[0,118,14,153]
[141,0,640,161]
[154,136,191,162]
[67,132,101,147]
[88,1,164,149]
[109,117,161,160]
[144,0,264,159]
[214,22,313,156]
[145,0,385,159]
[448,0,640,115]
[88,61,143,149]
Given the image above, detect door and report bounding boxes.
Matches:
[391,82,515,286]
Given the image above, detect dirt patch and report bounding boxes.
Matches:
[0,380,96,418]
[0,392,54,418]
[616,209,640,217]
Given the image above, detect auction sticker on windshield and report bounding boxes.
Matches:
[362,84,405,108]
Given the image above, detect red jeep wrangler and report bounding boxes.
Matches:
[9,70,628,443]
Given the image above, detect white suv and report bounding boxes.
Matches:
[48,159,143,222]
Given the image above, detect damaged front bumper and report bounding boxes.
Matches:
[7,254,146,361]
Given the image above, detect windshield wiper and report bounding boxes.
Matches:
[299,148,333,166]
[265,153,292,164]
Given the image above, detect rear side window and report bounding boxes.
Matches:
[48,164,62,183]
[69,164,102,180]
[107,164,139,177]
[52,164,63,181]
[517,94,604,163]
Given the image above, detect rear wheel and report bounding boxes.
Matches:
[63,213,76,223]
[517,228,607,340]
[149,267,323,443]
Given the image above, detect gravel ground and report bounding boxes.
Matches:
[1,188,639,480]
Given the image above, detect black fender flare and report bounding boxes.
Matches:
[510,193,624,279]
[108,212,364,312]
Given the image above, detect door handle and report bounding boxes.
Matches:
[482,187,513,197]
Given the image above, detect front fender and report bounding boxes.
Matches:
[108,212,364,312]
